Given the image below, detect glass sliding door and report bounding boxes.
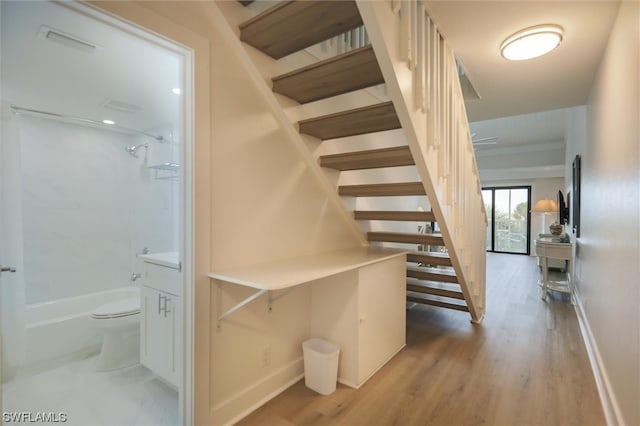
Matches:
[483,186,531,255]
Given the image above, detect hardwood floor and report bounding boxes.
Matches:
[236,253,606,426]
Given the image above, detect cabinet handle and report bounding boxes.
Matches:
[158,294,164,315]
[164,296,171,317]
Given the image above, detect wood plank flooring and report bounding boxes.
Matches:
[236,253,606,426]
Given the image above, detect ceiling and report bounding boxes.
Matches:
[1,1,621,156]
[0,1,181,134]
[426,0,620,154]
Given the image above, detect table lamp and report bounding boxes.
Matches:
[531,198,559,235]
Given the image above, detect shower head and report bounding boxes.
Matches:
[125,143,148,158]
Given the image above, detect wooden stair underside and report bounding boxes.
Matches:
[240,1,363,59]
[407,295,469,312]
[406,251,452,267]
[406,281,465,300]
[406,266,458,283]
[367,231,445,246]
[320,146,414,171]
[299,101,401,140]
[339,182,425,197]
[354,210,435,222]
[272,46,383,103]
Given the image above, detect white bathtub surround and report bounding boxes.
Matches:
[16,115,178,305]
[24,287,139,367]
[2,353,178,426]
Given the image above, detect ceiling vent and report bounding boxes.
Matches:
[38,26,99,53]
[103,99,144,114]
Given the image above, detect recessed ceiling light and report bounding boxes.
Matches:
[500,24,563,61]
[172,88,181,95]
[103,119,115,125]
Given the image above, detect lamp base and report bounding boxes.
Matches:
[549,223,563,235]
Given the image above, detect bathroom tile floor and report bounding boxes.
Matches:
[3,353,178,426]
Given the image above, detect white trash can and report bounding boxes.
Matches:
[302,338,340,395]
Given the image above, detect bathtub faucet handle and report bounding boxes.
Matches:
[139,247,150,255]
[131,272,142,282]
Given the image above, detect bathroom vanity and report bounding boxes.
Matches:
[138,252,182,388]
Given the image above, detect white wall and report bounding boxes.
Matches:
[566,2,639,425]
[91,2,367,424]
[17,115,176,303]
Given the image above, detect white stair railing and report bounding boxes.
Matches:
[357,0,487,322]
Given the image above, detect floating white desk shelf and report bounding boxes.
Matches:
[209,247,407,328]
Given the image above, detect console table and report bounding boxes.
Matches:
[534,237,574,304]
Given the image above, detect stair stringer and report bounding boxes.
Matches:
[357,0,487,322]
[210,1,368,247]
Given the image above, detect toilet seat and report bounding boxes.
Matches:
[92,297,140,319]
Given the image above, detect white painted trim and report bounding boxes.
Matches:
[58,3,198,424]
[479,165,565,181]
[573,286,624,426]
[213,358,305,426]
[474,140,565,157]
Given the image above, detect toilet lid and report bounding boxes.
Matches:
[92,296,140,319]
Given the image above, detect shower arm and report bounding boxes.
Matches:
[10,105,164,142]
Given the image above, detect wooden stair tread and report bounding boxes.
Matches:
[272,46,383,103]
[406,266,459,283]
[240,1,363,59]
[367,231,444,245]
[299,101,401,140]
[406,282,465,300]
[354,210,436,222]
[339,182,425,197]
[407,295,469,312]
[406,251,452,266]
[320,146,414,171]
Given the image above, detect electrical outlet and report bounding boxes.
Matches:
[260,345,271,368]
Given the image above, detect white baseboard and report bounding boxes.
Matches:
[573,288,624,426]
[212,357,304,426]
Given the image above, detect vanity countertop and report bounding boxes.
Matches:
[138,252,180,270]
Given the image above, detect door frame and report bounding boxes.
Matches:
[44,2,197,423]
[483,185,532,255]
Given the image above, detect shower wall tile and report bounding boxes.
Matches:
[18,116,177,304]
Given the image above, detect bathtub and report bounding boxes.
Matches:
[24,286,140,366]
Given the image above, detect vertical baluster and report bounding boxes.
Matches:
[399,1,410,64]
[415,3,424,109]
[409,0,417,69]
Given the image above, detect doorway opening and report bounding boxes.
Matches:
[0,1,193,423]
[482,186,531,255]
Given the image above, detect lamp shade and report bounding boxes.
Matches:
[531,198,559,213]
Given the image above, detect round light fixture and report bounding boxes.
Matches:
[500,24,563,61]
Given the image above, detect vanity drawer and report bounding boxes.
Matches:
[143,262,181,296]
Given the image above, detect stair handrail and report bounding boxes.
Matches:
[357,0,487,322]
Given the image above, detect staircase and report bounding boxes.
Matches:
[234,0,486,321]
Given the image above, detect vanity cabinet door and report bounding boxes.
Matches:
[140,285,180,387]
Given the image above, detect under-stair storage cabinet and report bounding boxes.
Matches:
[310,255,406,388]
[139,252,182,388]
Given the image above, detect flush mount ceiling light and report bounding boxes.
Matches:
[500,24,563,61]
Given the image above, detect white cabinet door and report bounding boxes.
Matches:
[357,256,406,384]
[141,286,180,387]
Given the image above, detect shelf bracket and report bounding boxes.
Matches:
[217,283,268,329]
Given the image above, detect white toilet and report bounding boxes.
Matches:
[91,293,141,371]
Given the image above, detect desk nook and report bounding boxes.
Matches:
[209,247,408,389]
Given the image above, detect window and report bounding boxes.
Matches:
[482,186,531,255]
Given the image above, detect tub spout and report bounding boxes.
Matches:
[130,273,142,282]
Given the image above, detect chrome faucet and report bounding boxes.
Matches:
[131,272,142,282]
